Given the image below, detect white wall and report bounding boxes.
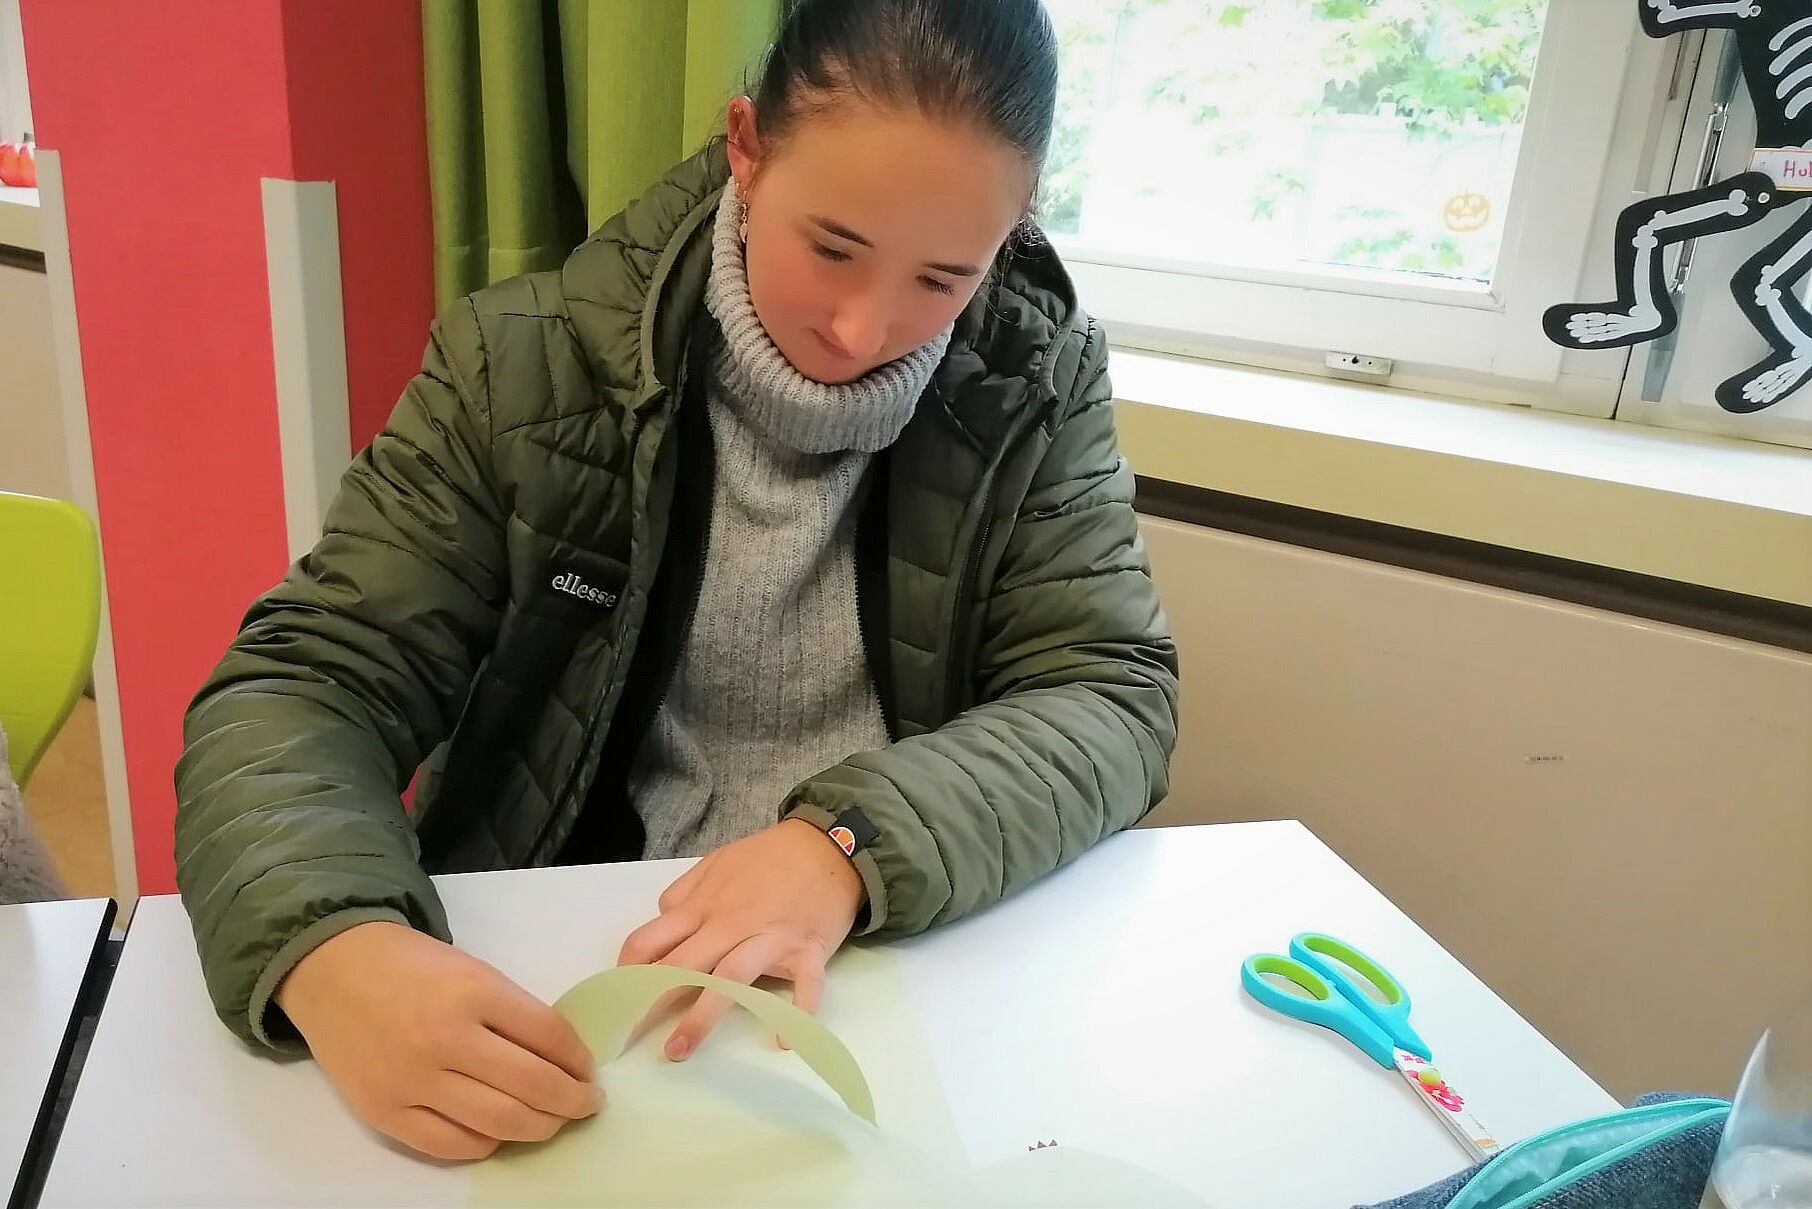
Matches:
[0,260,72,500]
[1139,515,1812,1101]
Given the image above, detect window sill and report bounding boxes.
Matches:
[1110,349,1812,609]
[0,185,41,253]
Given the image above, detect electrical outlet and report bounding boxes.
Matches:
[1325,351,1394,378]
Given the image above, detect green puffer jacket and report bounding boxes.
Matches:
[175,142,1179,1051]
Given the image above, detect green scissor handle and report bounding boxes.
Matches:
[1240,933,1433,1067]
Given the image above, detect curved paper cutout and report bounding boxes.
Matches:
[471,963,1211,1207]
[553,963,876,1124]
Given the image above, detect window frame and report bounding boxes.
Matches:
[0,0,33,144]
[1049,1,1659,400]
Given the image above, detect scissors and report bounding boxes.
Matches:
[1241,932,1501,1160]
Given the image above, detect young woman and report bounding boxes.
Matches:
[176,0,1178,1161]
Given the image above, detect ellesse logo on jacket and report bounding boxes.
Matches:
[549,570,620,611]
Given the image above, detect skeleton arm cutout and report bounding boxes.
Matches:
[1640,1,1763,35]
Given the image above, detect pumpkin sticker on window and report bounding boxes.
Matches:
[1442,192,1491,234]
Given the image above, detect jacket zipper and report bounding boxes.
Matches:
[642,320,721,738]
[852,457,899,743]
[943,478,1000,721]
[528,333,716,863]
[940,381,1063,722]
[648,401,715,724]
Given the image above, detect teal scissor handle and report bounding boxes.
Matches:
[1289,933,1432,1061]
[1241,953,1400,1068]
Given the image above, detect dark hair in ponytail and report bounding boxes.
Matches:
[751,0,1060,204]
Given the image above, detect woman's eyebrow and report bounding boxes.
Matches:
[809,214,873,247]
[808,214,981,277]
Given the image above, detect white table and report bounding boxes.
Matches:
[2,897,115,1206]
[40,823,1618,1207]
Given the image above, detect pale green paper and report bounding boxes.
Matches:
[469,958,1212,1207]
[961,1145,1209,1208]
[551,964,876,1123]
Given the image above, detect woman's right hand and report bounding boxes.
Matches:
[274,919,602,1161]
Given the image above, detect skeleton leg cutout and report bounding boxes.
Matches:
[1544,173,1783,349]
[1717,199,1812,411]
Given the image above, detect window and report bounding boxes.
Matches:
[1041,1,1652,404]
[0,0,32,155]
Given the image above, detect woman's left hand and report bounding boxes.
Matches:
[617,818,866,1060]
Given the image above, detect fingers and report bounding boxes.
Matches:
[655,925,748,980]
[455,1026,602,1121]
[784,954,826,1049]
[666,935,791,1062]
[618,909,710,1044]
[657,861,706,913]
[629,926,744,1056]
[384,1105,499,1162]
[627,854,715,963]
[788,952,826,1018]
[625,983,701,1052]
[776,950,827,1051]
[618,906,701,967]
[428,1070,571,1143]
[477,979,596,1085]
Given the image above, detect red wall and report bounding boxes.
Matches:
[20,0,434,894]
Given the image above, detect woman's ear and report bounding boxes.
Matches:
[725,96,762,195]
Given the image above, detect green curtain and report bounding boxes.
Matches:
[423,0,782,312]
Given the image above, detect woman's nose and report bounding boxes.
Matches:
[828,300,888,364]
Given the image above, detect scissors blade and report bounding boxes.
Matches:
[1392,1049,1501,1161]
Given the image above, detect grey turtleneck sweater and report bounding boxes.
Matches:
[628,189,953,859]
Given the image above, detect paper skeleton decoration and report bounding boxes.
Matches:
[1544,1,1812,412]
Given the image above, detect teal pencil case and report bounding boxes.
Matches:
[1356,1093,1730,1209]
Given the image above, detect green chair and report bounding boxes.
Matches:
[0,491,101,788]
